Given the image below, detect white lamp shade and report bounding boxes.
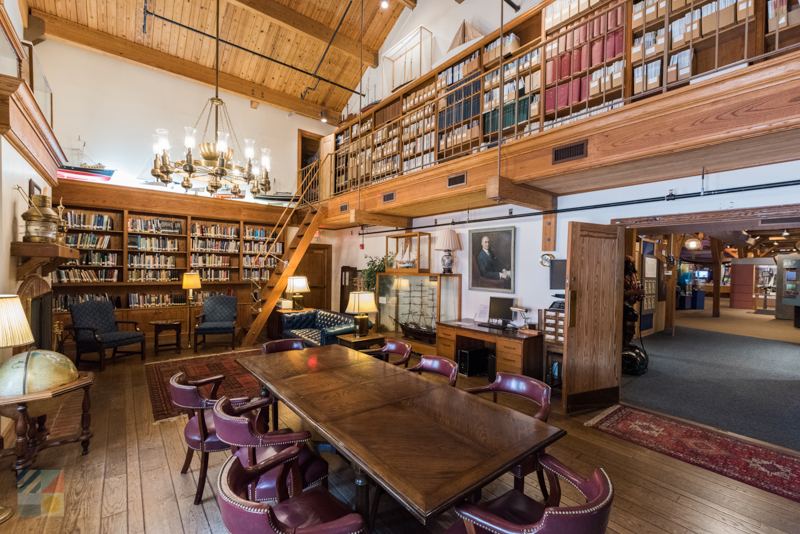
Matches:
[182,272,202,290]
[285,276,310,294]
[391,278,410,291]
[435,229,461,251]
[346,291,378,314]
[685,237,702,250]
[0,295,34,349]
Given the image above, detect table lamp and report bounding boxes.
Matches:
[182,272,202,348]
[285,276,310,310]
[0,295,35,524]
[435,228,461,274]
[346,291,378,338]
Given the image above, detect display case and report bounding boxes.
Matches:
[382,26,434,99]
[375,273,461,344]
[386,232,431,273]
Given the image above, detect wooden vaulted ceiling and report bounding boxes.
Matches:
[31,0,406,120]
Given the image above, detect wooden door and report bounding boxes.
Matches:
[563,222,625,414]
[293,243,332,310]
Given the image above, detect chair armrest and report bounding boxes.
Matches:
[323,324,355,337]
[69,326,104,344]
[455,502,526,534]
[115,320,141,332]
[359,348,383,356]
[195,313,205,322]
[256,429,311,447]
[226,396,275,416]
[296,514,367,534]
[463,384,496,395]
[242,446,301,489]
[186,374,224,387]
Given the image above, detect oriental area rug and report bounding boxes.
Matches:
[586,405,800,503]
[145,348,264,422]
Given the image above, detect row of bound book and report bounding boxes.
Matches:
[546,29,624,84]
[55,269,119,283]
[128,218,183,235]
[191,238,240,252]
[63,211,116,230]
[128,293,187,308]
[65,252,119,267]
[190,223,239,238]
[128,235,181,251]
[191,253,234,267]
[53,294,117,313]
[66,234,113,250]
[127,269,181,282]
[546,0,626,59]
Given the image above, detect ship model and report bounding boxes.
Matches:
[396,235,417,269]
[391,279,437,344]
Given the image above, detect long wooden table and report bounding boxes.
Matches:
[237,344,566,524]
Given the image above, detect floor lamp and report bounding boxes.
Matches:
[0,295,36,524]
[183,272,202,348]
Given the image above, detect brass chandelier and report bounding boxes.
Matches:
[149,0,271,197]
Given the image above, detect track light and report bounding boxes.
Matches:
[381,0,389,7]
[783,229,790,237]
[319,110,328,123]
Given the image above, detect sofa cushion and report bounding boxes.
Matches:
[96,330,145,348]
[286,329,322,347]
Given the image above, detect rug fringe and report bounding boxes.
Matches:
[584,405,622,427]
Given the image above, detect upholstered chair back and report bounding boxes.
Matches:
[70,300,118,342]
[169,372,208,410]
[204,295,238,323]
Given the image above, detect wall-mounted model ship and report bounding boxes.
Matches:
[391,280,437,344]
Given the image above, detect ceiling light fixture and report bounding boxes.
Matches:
[685,237,702,250]
[319,110,329,123]
[381,0,389,8]
[148,0,270,196]
[783,229,790,237]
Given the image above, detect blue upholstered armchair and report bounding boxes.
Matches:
[281,310,363,347]
[195,295,237,353]
[68,300,145,372]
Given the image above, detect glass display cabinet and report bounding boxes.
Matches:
[385,232,431,274]
[375,273,461,344]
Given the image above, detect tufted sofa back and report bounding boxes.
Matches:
[283,310,354,330]
[314,310,353,329]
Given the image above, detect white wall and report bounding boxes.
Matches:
[328,162,800,324]
[35,40,335,198]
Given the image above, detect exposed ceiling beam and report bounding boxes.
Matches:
[350,209,410,228]
[398,0,418,8]
[486,175,555,212]
[229,0,379,68]
[33,10,338,122]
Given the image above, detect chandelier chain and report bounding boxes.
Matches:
[222,103,244,161]
[201,100,214,144]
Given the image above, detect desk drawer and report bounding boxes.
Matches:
[437,338,455,359]
[497,350,522,365]
[497,339,523,355]
[496,356,522,374]
[438,326,456,341]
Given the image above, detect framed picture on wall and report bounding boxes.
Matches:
[468,226,515,293]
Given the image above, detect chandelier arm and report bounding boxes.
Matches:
[201,100,214,145]
[193,99,211,132]
[223,103,244,159]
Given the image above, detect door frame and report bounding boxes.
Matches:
[301,242,332,310]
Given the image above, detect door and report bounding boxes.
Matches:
[563,222,625,414]
[293,243,332,310]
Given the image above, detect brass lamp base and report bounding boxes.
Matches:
[354,314,370,338]
[0,505,14,524]
[292,293,304,310]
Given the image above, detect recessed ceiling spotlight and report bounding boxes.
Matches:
[782,229,790,237]
[319,110,328,123]
[381,0,389,8]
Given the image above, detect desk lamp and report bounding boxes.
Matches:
[285,276,310,310]
[346,291,378,338]
[0,295,35,524]
[182,272,202,348]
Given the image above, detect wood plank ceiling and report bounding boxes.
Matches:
[31,0,405,120]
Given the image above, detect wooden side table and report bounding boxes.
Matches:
[337,333,385,351]
[150,320,182,357]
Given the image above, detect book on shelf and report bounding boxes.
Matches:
[191,238,240,252]
[55,268,119,283]
[63,211,115,230]
[190,253,233,268]
[128,292,187,308]
[191,223,239,238]
[127,269,181,282]
[128,218,183,234]
[128,235,181,252]
[127,253,179,268]
[66,233,112,249]
[54,293,116,313]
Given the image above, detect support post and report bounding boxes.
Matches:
[710,236,723,318]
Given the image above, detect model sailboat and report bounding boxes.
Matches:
[391,279,437,344]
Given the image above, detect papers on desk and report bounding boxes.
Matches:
[474,305,490,323]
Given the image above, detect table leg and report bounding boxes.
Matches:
[154,329,160,358]
[14,404,29,471]
[176,324,182,354]
[81,386,91,455]
[353,464,370,519]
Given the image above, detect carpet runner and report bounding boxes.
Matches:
[586,405,800,502]
[145,349,264,422]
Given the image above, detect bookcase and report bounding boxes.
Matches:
[52,203,286,349]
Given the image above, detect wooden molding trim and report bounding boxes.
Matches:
[33,10,339,122]
[0,3,27,62]
[486,175,554,212]
[0,74,65,186]
[611,204,800,228]
[349,209,409,228]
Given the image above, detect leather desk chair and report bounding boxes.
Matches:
[360,338,412,367]
[213,396,329,504]
[466,372,551,497]
[407,355,459,386]
[170,372,251,504]
[261,339,306,430]
[217,447,367,534]
[446,453,614,534]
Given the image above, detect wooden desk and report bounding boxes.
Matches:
[266,307,315,340]
[237,345,564,524]
[437,319,544,380]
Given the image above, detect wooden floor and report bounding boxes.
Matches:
[2,344,800,534]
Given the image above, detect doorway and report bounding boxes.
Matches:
[293,243,332,311]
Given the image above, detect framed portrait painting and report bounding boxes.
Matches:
[468,226,515,293]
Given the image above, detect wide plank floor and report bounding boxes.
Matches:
[2,345,800,534]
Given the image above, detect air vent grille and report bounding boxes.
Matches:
[383,192,395,204]
[759,216,800,225]
[339,203,349,213]
[552,140,588,164]
[447,173,467,188]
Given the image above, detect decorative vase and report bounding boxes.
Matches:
[441,250,455,274]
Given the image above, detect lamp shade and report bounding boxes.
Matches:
[391,278,410,291]
[182,272,202,290]
[345,291,378,314]
[285,276,310,294]
[0,295,34,349]
[435,229,461,251]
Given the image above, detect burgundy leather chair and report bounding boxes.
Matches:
[261,338,305,430]
[170,372,251,504]
[217,446,367,534]
[360,338,412,367]
[213,396,329,503]
[465,372,551,496]
[445,453,614,534]
[408,355,459,386]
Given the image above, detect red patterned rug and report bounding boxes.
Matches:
[145,349,264,422]
[587,405,800,502]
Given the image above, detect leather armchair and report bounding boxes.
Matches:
[217,446,367,534]
[170,372,251,504]
[408,355,458,386]
[195,295,238,353]
[446,454,614,534]
[213,396,329,503]
[68,299,145,372]
[465,372,551,496]
[361,338,412,367]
